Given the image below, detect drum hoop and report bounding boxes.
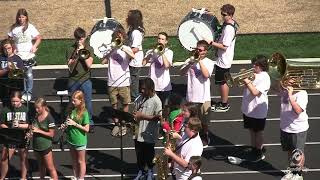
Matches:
[177,17,217,51]
[90,19,124,35]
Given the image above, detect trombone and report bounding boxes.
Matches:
[111,36,123,49]
[153,43,165,54]
[68,44,91,73]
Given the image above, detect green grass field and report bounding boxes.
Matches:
[37,33,320,65]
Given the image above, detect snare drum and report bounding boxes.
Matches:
[90,18,124,58]
[177,9,220,51]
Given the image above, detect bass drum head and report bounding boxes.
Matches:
[90,19,124,58]
[178,12,219,51]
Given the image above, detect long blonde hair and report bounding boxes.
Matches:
[34,97,49,113]
[71,90,86,121]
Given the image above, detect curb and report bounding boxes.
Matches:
[33,58,320,70]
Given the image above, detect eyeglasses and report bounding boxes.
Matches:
[221,12,228,16]
[197,48,206,52]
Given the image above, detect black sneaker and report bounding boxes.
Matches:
[250,148,265,162]
[214,102,230,112]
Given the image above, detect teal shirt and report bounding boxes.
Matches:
[66,109,90,146]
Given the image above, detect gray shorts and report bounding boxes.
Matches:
[68,143,87,151]
[280,130,307,152]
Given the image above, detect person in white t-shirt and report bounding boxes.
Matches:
[279,78,308,180]
[102,28,135,137]
[208,4,238,112]
[8,8,41,96]
[164,117,203,180]
[143,32,173,106]
[241,55,270,162]
[126,9,145,102]
[180,40,214,147]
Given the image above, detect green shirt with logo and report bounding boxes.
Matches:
[0,105,29,126]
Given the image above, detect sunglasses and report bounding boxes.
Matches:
[197,48,206,52]
[221,12,228,16]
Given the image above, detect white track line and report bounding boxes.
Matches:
[23,142,320,152]
[12,168,320,179]
[210,116,320,123]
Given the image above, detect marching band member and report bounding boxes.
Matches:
[30,98,58,180]
[101,28,135,137]
[279,78,308,180]
[208,4,238,112]
[0,39,24,103]
[164,117,203,180]
[133,78,162,180]
[61,90,90,180]
[126,9,145,102]
[180,40,214,148]
[241,55,270,162]
[142,32,173,106]
[187,156,203,180]
[8,8,42,96]
[66,27,95,133]
[0,91,30,180]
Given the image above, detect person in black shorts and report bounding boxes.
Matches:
[0,91,30,180]
[241,55,271,161]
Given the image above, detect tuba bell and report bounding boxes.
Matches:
[269,52,320,90]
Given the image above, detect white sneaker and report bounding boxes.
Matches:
[291,174,303,180]
[118,126,127,136]
[281,171,294,180]
[111,126,120,136]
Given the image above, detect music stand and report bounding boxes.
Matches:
[0,128,26,179]
[111,109,135,180]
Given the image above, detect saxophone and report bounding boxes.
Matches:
[153,130,176,180]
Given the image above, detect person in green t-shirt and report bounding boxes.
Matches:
[61,90,90,180]
[29,98,58,180]
[0,91,29,180]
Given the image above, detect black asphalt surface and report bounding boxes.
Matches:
[0,64,319,180]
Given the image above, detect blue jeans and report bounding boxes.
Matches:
[25,66,33,93]
[68,79,93,125]
[129,66,141,101]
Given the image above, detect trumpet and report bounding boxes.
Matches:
[7,61,24,79]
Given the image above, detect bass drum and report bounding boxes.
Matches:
[177,10,219,51]
[90,18,124,58]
